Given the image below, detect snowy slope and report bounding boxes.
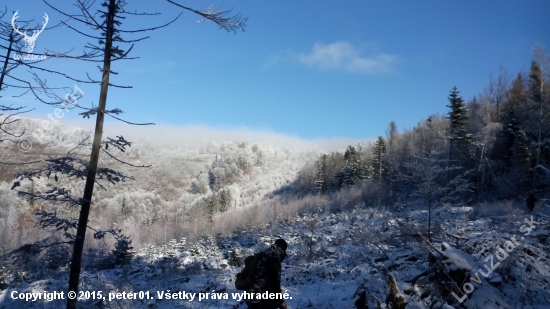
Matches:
[1,202,549,309]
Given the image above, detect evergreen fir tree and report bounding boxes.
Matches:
[217,189,232,212]
[529,60,543,104]
[335,145,363,188]
[446,87,474,168]
[314,154,328,194]
[371,136,388,207]
[512,130,532,184]
[490,73,535,193]
[503,107,532,186]
[111,235,134,265]
[371,137,387,178]
[204,195,218,224]
[508,74,528,109]
[345,145,363,185]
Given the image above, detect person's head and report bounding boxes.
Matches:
[274,238,287,252]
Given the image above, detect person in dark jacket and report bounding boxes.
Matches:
[526,192,537,212]
[246,239,288,309]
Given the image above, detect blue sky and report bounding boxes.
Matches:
[3,0,549,144]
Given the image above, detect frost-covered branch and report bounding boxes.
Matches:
[167,1,247,34]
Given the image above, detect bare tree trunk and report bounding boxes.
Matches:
[427,200,432,242]
[448,139,453,181]
[378,167,382,208]
[534,65,544,186]
[175,203,178,239]
[386,122,397,209]
[67,1,115,308]
[530,44,550,187]
[0,29,15,91]
[477,145,485,192]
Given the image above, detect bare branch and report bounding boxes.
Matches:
[36,209,78,239]
[117,12,182,33]
[106,112,155,125]
[0,159,41,165]
[0,107,34,139]
[61,20,104,39]
[43,0,95,27]
[101,146,151,168]
[67,136,91,154]
[9,237,74,259]
[167,1,247,33]
[14,186,84,207]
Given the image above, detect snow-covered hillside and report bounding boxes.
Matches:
[0,117,319,245]
[1,202,549,308]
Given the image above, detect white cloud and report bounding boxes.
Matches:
[266,41,399,74]
[102,122,366,153]
[3,106,379,154]
[12,117,371,157]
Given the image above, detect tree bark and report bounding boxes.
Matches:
[66,1,115,308]
[0,29,15,91]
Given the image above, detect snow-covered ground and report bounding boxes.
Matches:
[1,202,549,309]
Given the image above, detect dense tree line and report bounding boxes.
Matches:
[297,46,549,204]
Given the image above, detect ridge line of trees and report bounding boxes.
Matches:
[297,45,549,205]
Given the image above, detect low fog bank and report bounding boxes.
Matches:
[59,118,369,152]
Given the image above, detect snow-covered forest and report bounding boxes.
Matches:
[1,52,550,308]
[1,0,549,308]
